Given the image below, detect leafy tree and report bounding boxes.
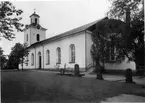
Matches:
[91,18,130,80]
[0,47,8,69]
[108,0,144,72]
[7,43,29,70]
[0,1,24,40]
[108,0,143,22]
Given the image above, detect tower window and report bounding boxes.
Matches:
[36,34,40,41]
[35,18,37,24]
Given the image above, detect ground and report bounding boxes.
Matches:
[1,70,145,103]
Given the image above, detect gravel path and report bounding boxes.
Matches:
[101,94,145,102]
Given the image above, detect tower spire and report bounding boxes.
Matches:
[34,8,36,13]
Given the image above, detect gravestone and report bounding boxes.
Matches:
[125,68,134,83]
[74,64,80,76]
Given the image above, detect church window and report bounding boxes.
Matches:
[56,47,61,64]
[35,18,37,24]
[69,44,75,63]
[26,34,28,41]
[31,53,34,66]
[109,46,116,61]
[46,50,50,65]
[26,56,28,66]
[36,34,40,41]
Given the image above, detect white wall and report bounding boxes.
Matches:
[30,28,46,45]
[43,31,86,71]
[22,29,136,71]
[22,31,86,71]
[24,29,30,46]
[24,27,46,46]
[35,45,44,69]
[85,31,94,68]
[105,58,136,70]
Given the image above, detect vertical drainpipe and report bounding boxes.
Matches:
[35,46,36,69]
[41,43,44,69]
[85,30,87,71]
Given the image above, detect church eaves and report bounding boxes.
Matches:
[27,17,108,48]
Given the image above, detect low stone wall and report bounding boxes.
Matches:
[105,61,136,71]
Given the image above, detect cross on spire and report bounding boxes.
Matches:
[34,8,36,13]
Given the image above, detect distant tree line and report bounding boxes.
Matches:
[0,43,29,70]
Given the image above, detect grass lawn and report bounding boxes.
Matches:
[1,70,145,103]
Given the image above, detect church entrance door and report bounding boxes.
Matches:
[38,52,41,69]
[39,55,41,69]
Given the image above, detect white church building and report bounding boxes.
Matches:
[20,12,136,71]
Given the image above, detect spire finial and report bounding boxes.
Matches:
[34,8,36,13]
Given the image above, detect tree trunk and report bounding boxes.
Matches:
[22,57,23,71]
[22,63,23,71]
[96,61,103,80]
[17,64,19,71]
[102,57,105,73]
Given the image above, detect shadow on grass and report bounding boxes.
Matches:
[1,77,81,103]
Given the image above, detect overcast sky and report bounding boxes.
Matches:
[1,0,111,55]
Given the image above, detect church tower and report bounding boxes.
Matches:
[24,11,47,46]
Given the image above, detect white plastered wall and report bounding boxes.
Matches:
[30,28,46,45]
[43,31,86,71]
[24,29,30,46]
[22,31,86,71]
[85,31,94,68]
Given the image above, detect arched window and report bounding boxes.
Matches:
[56,47,61,64]
[46,50,50,65]
[109,46,116,61]
[69,44,75,63]
[35,18,37,24]
[26,34,28,41]
[31,53,34,66]
[36,34,40,41]
[26,56,28,66]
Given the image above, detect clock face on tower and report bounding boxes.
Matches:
[37,25,40,29]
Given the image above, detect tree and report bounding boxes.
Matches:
[108,0,144,72]
[91,18,130,80]
[7,43,29,70]
[0,1,24,40]
[108,0,143,22]
[0,47,8,69]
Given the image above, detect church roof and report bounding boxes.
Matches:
[30,12,40,18]
[29,17,108,48]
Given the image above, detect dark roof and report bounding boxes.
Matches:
[24,23,47,31]
[30,12,40,18]
[28,17,108,48]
